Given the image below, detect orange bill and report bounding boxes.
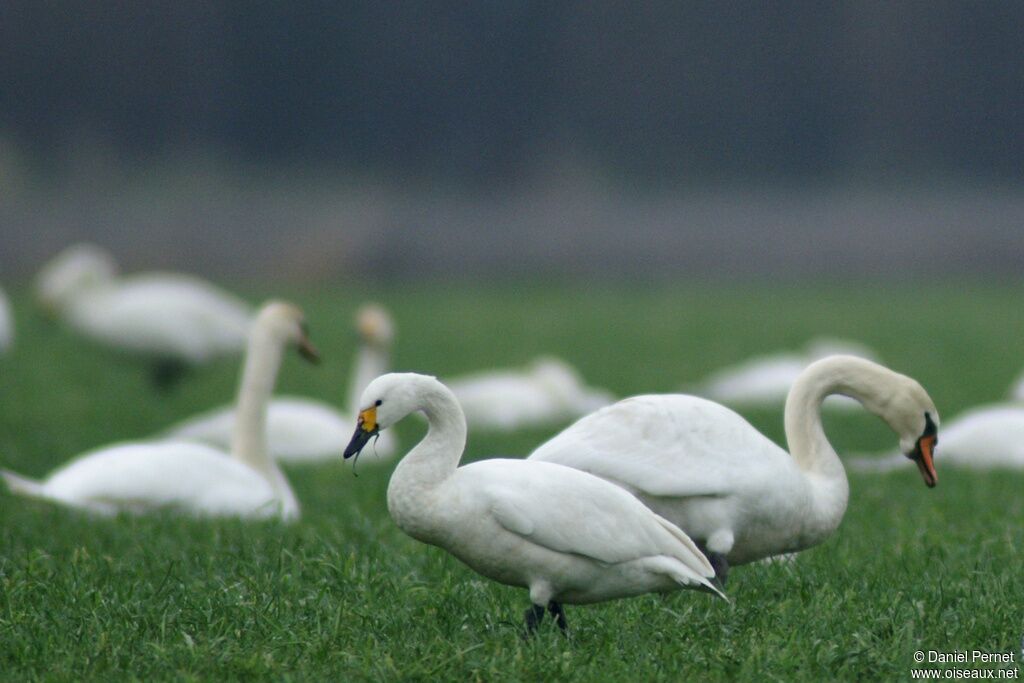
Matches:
[915,434,937,488]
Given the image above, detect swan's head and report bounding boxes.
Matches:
[255,300,320,364]
[355,303,394,348]
[899,408,939,488]
[880,378,940,488]
[802,355,940,488]
[35,243,118,314]
[344,372,439,459]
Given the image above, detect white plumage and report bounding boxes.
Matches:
[689,337,879,410]
[162,303,397,463]
[447,356,614,432]
[343,373,721,632]
[35,243,252,370]
[1,301,317,520]
[1,443,289,518]
[531,356,940,571]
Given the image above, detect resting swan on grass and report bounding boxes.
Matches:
[163,303,397,463]
[0,301,317,520]
[530,356,939,581]
[35,243,254,389]
[343,373,722,634]
[446,356,614,432]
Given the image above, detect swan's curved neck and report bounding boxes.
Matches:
[231,326,294,512]
[347,343,389,415]
[785,356,895,478]
[388,377,467,513]
[783,356,905,538]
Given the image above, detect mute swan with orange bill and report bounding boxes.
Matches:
[1,301,317,520]
[343,373,723,634]
[163,303,397,463]
[531,356,939,581]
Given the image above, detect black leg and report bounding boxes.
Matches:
[152,359,188,392]
[709,552,730,587]
[697,541,730,587]
[523,604,546,635]
[547,601,568,633]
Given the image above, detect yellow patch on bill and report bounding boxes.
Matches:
[359,406,378,432]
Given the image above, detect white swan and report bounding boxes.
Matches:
[0,286,12,353]
[35,243,254,387]
[342,372,721,633]
[850,403,1024,472]
[530,356,939,579]
[689,337,879,410]
[0,301,318,520]
[446,356,614,432]
[163,303,397,463]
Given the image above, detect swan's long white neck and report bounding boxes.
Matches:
[230,324,298,516]
[347,342,389,415]
[387,376,466,538]
[783,356,906,537]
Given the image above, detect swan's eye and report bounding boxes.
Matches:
[375,399,382,407]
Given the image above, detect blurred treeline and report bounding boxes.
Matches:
[2,1,1021,185]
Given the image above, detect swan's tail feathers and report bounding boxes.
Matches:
[648,514,728,601]
[846,452,906,473]
[653,513,716,575]
[643,555,728,601]
[1,469,46,498]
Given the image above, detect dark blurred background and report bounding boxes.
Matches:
[1,1,1021,281]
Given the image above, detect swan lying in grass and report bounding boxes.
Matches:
[530,356,939,581]
[850,403,1024,472]
[343,373,722,634]
[689,337,879,410]
[0,286,12,353]
[0,301,318,520]
[164,303,397,463]
[446,356,614,432]
[35,243,253,388]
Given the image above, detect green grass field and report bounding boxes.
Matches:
[1,282,1022,681]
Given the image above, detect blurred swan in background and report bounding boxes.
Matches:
[0,286,12,353]
[688,337,879,410]
[849,403,1024,472]
[343,372,722,634]
[35,243,253,388]
[531,356,939,581]
[164,303,397,463]
[0,301,317,520]
[446,356,614,431]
